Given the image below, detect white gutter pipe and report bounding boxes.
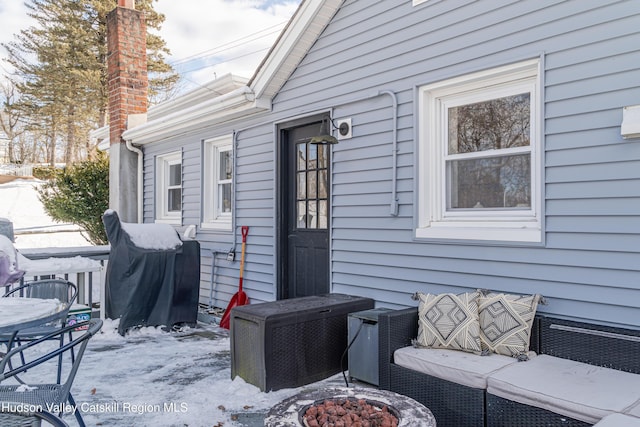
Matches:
[125,139,144,223]
[231,130,240,250]
[377,90,399,216]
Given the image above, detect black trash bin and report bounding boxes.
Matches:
[103,210,200,335]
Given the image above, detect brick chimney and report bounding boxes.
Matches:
[106,0,147,222]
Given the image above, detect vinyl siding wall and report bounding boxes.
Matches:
[267,0,640,328]
[142,0,640,328]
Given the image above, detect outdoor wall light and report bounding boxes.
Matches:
[310,115,351,144]
[621,105,640,139]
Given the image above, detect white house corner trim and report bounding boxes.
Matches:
[250,0,343,100]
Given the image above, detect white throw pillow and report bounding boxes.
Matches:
[415,291,483,355]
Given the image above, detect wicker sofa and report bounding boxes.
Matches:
[378,308,640,427]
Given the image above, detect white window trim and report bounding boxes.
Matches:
[417,59,543,243]
[201,135,233,231]
[155,151,182,225]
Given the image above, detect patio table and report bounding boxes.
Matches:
[0,297,67,356]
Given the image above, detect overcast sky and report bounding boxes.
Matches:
[0,0,301,93]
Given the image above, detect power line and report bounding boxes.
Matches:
[175,46,270,76]
[168,21,287,68]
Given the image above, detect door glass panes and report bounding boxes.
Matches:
[296,140,328,229]
[308,143,318,167]
[307,171,317,199]
[317,144,327,169]
[297,172,306,199]
[307,201,318,228]
[297,144,306,170]
[318,169,327,198]
[297,201,306,228]
[318,200,328,228]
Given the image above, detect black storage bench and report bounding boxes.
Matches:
[230,293,374,391]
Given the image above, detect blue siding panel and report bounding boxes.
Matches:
[137,0,640,328]
[268,0,640,328]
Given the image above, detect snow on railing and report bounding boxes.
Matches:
[17,245,110,318]
[0,164,33,177]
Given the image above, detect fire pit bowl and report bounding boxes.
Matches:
[264,387,436,426]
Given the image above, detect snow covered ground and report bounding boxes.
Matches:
[1,176,350,426]
[0,177,91,249]
[73,319,341,427]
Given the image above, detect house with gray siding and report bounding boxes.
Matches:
[109,0,640,330]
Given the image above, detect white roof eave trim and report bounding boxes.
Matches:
[250,0,343,100]
[122,86,268,145]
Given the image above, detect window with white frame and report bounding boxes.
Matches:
[202,135,233,230]
[156,151,182,224]
[417,59,542,243]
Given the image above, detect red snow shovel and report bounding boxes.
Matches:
[219,226,249,329]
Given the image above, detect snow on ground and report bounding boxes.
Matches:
[1,177,350,426]
[0,177,91,249]
[74,319,311,427]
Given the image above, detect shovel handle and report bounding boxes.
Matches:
[238,226,249,292]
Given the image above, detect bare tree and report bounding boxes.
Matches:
[0,81,27,163]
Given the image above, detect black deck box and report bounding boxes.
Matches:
[230,293,374,391]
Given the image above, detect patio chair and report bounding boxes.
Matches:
[1,279,78,382]
[0,319,103,427]
[0,403,70,427]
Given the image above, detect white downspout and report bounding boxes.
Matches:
[231,129,240,250]
[124,114,147,224]
[125,139,144,224]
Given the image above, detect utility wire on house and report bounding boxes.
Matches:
[175,47,271,76]
[164,21,287,94]
[169,21,286,67]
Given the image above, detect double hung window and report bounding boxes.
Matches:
[417,59,542,242]
[156,152,182,224]
[202,136,233,230]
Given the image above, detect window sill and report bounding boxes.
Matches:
[155,218,181,226]
[200,221,232,232]
[416,221,542,243]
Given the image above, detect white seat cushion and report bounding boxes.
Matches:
[593,413,640,427]
[487,355,640,424]
[393,346,523,389]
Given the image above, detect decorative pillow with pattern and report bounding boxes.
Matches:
[478,292,541,358]
[415,291,482,355]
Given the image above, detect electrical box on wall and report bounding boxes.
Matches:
[336,118,352,140]
[621,105,640,139]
